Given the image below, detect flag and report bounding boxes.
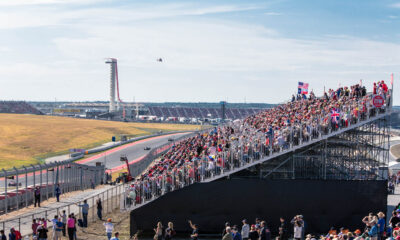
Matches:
[298,82,309,94]
[391,73,394,86]
[331,109,340,123]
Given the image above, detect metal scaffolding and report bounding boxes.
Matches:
[253,116,390,180]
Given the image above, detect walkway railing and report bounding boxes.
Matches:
[0,184,124,237]
[0,163,104,215]
[122,92,392,211]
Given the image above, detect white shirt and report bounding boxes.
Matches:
[104,222,114,233]
[241,224,250,238]
[294,226,302,239]
[51,219,57,229]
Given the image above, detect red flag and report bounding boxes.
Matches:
[391,73,394,86]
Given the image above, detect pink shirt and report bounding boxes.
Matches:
[67,218,75,228]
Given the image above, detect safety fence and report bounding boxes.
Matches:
[0,162,104,216]
[122,92,392,211]
[0,183,125,237]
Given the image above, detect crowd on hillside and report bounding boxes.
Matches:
[125,82,390,205]
[0,101,42,115]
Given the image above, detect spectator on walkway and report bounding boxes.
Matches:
[390,212,400,229]
[377,212,385,240]
[259,221,271,240]
[97,199,103,220]
[32,219,40,238]
[222,227,232,240]
[248,225,258,240]
[55,185,61,202]
[0,230,5,240]
[110,232,120,240]
[50,215,58,240]
[60,210,67,237]
[293,221,303,240]
[222,222,231,237]
[241,219,250,240]
[104,218,114,240]
[54,217,63,240]
[71,213,77,240]
[279,217,288,240]
[77,200,89,227]
[368,219,378,240]
[8,228,16,240]
[189,220,199,240]
[153,222,163,240]
[165,222,175,240]
[37,224,48,240]
[291,215,304,240]
[67,214,75,240]
[34,187,41,207]
[232,226,242,240]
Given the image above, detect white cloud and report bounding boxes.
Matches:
[0,0,103,6]
[0,1,398,104]
[264,12,282,16]
[390,2,400,8]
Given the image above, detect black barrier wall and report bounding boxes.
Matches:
[130,179,387,236]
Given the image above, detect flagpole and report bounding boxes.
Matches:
[391,73,394,111]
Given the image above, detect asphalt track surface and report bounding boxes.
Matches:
[0,132,191,190]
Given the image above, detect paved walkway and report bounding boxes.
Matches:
[0,184,123,236]
[388,185,400,218]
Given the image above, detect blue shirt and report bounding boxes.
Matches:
[233,232,242,240]
[378,218,385,232]
[79,203,89,214]
[369,225,378,237]
[56,221,63,231]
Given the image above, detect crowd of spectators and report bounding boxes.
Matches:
[124,82,390,206]
[145,210,392,240]
[0,101,42,115]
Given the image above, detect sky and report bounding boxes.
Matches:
[0,0,399,104]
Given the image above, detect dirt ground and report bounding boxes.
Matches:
[47,208,132,240]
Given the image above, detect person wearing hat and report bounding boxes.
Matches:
[104,218,114,240]
[222,227,233,240]
[232,226,242,240]
[377,212,385,240]
[249,225,259,240]
[241,219,250,240]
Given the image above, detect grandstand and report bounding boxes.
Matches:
[0,101,42,115]
[127,82,392,235]
[147,106,261,119]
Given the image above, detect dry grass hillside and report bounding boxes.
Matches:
[0,114,201,169]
